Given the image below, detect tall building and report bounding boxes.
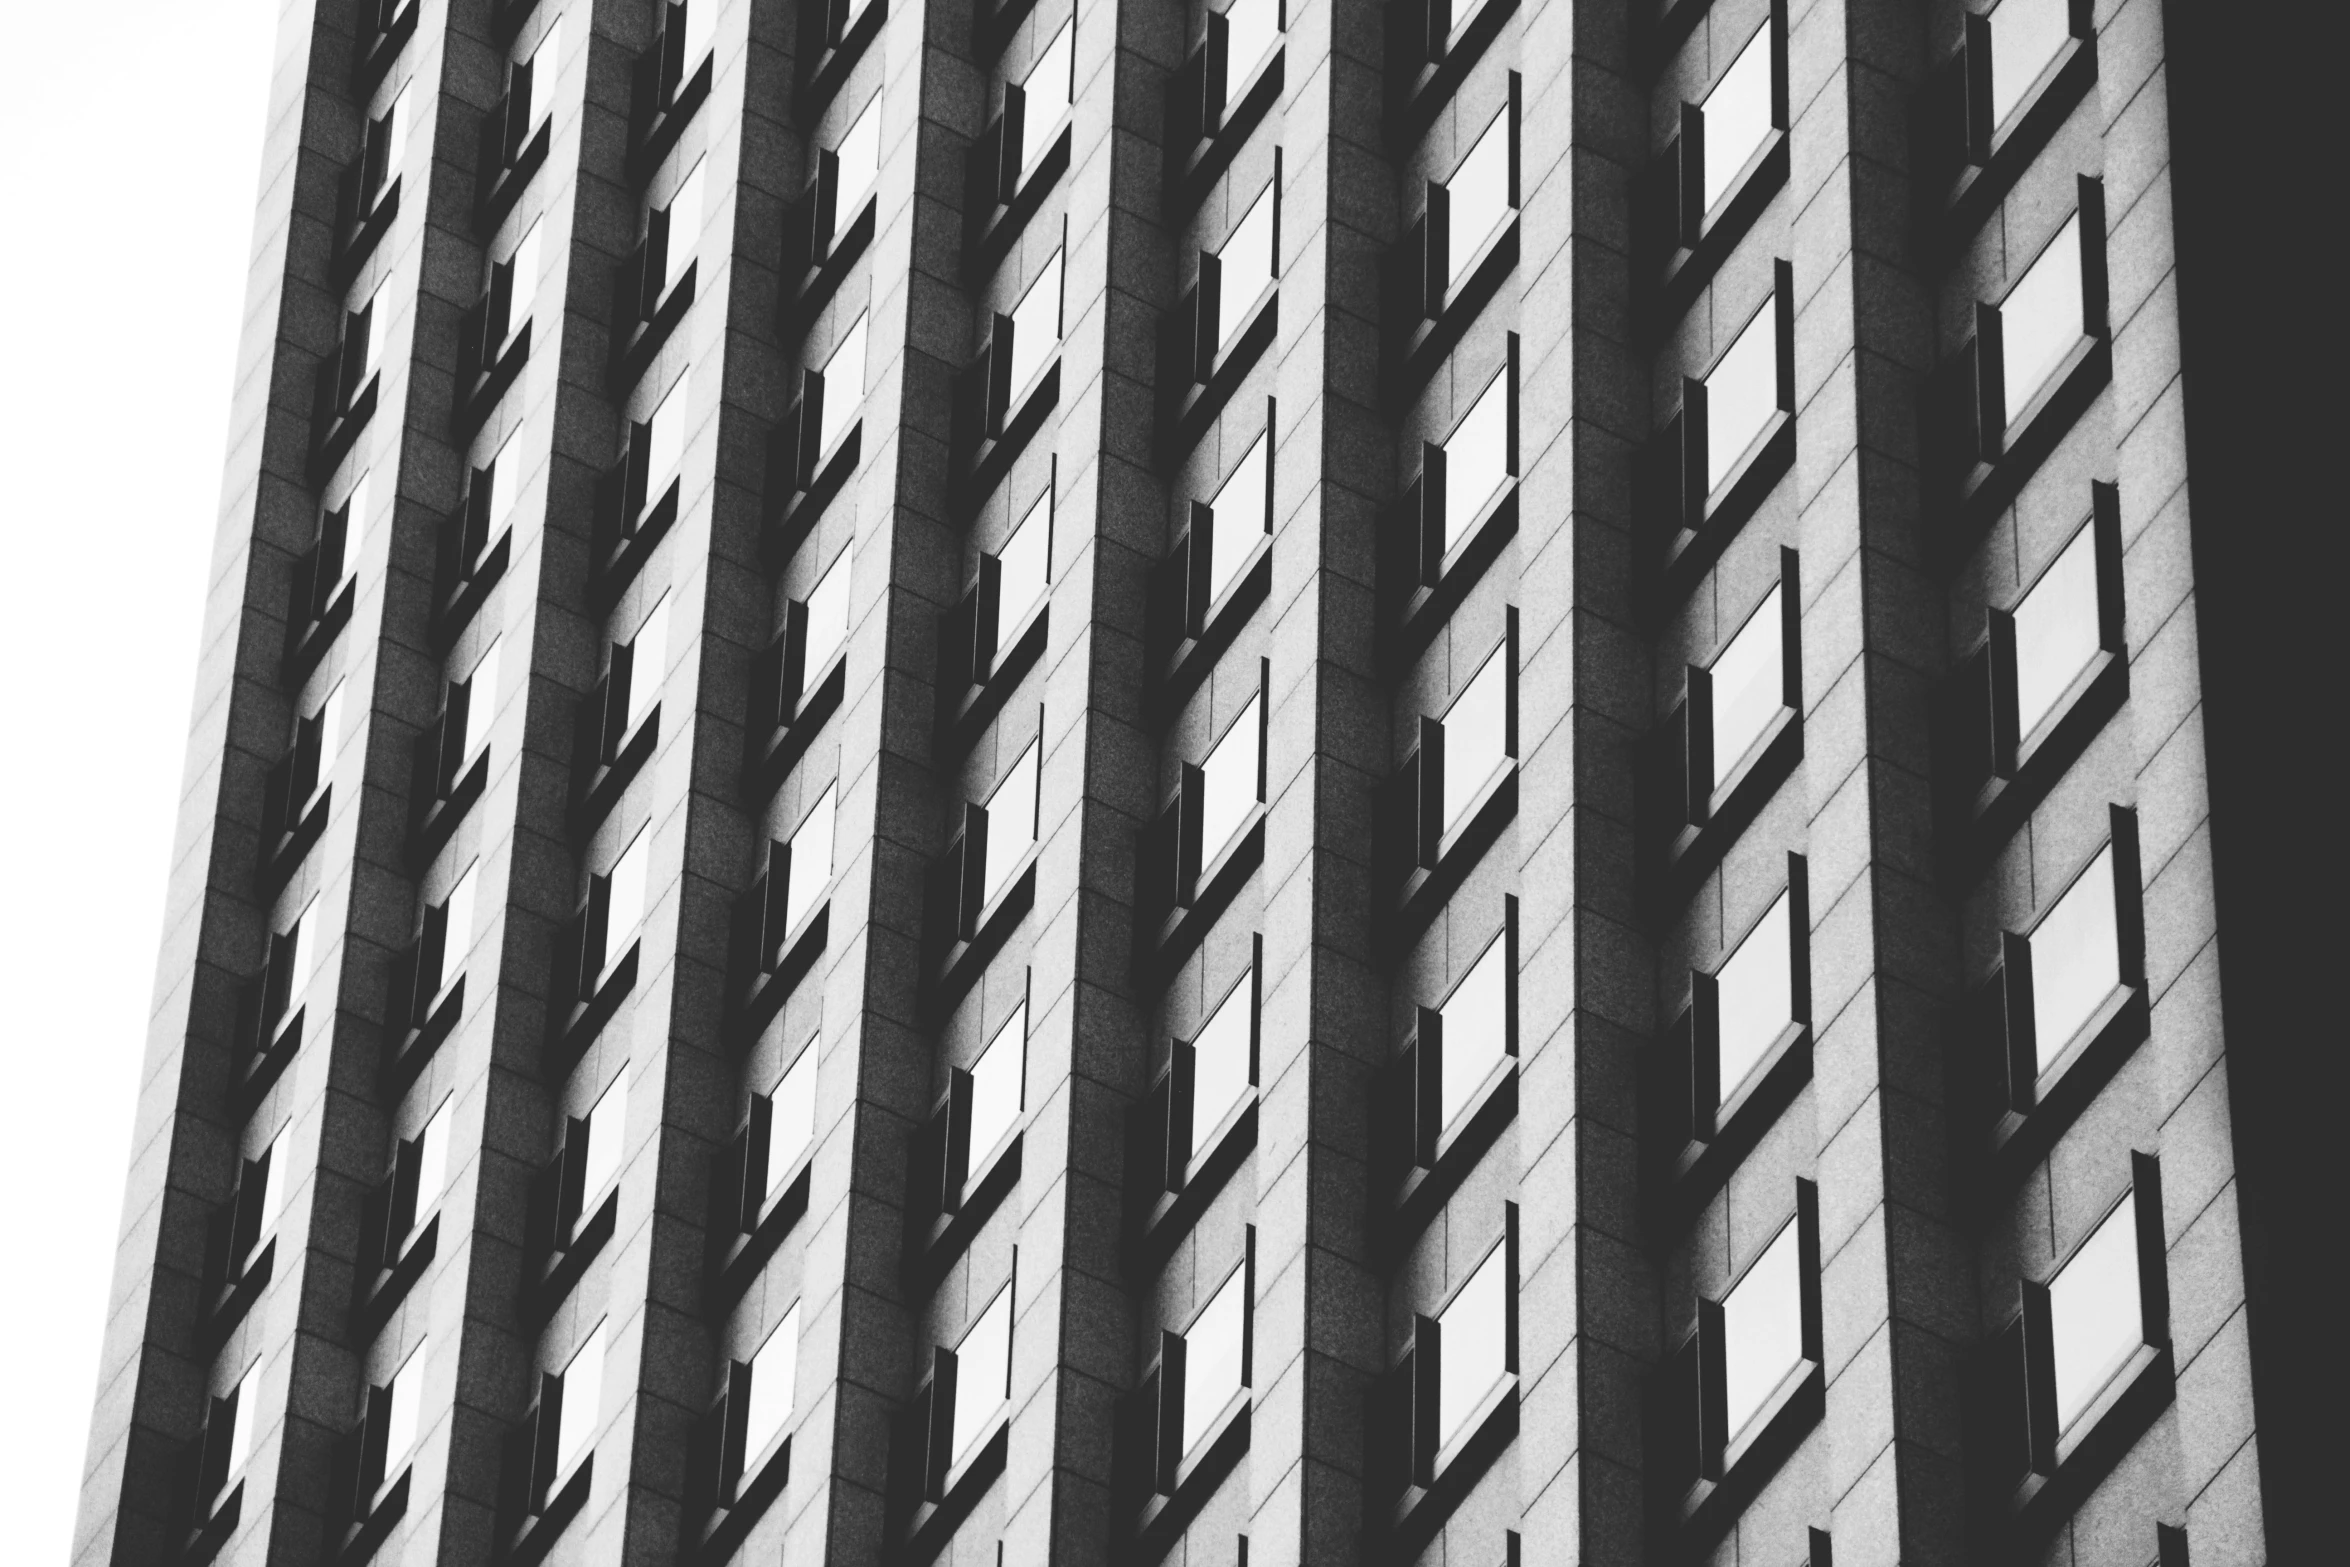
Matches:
[74,0,2322,1564]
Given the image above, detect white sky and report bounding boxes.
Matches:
[0,2,277,1559]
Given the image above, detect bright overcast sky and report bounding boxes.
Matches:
[0,1,277,1558]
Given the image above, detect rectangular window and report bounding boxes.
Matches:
[1180,1259,1250,1455]
[1704,296,1780,496]
[456,640,501,767]
[507,221,544,337]
[663,158,707,296]
[950,1283,1014,1465]
[1008,249,1064,404]
[645,377,689,502]
[2009,519,2101,744]
[1999,213,2086,424]
[1217,184,1277,349]
[1987,0,2072,129]
[1436,1240,1509,1449]
[223,1362,261,1480]
[1440,640,1511,833]
[251,1126,288,1259]
[1708,583,1786,785]
[482,436,521,544]
[1199,690,1263,869]
[381,1338,427,1474]
[766,1040,819,1192]
[1206,427,1271,606]
[579,1069,629,1208]
[1021,24,1074,173]
[802,547,855,681]
[1190,962,1256,1145]
[2027,843,2121,1073]
[1438,928,1509,1130]
[410,1098,451,1230]
[554,1323,607,1477]
[982,740,1041,906]
[377,86,410,191]
[1442,369,1511,554]
[1721,1216,1803,1445]
[605,825,651,972]
[624,594,670,737]
[440,862,478,987]
[678,0,716,70]
[1226,0,1282,86]
[1444,110,1513,292]
[281,898,324,1016]
[2048,1194,2140,1433]
[1701,24,1775,215]
[834,97,882,221]
[819,313,868,458]
[784,784,838,936]
[742,1302,802,1462]
[996,487,1052,637]
[967,998,1027,1167]
[1715,889,1794,1099]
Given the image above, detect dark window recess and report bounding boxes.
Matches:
[685,1360,759,1524]
[1385,0,1517,142]
[953,313,1019,459]
[324,1375,414,1546]
[1163,1,1284,220]
[498,1372,585,1540]
[1380,344,1519,642]
[788,146,851,278]
[436,465,511,641]
[334,101,403,281]
[527,1117,607,1268]
[886,1347,960,1525]
[411,673,480,821]
[552,868,627,1021]
[1912,0,2095,236]
[200,1148,276,1306]
[591,416,680,604]
[796,0,885,113]
[923,803,992,970]
[905,1070,981,1238]
[1113,1332,1186,1516]
[1137,765,1208,928]
[286,498,356,673]
[353,0,419,93]
[630,1,714,175]
[709,1092,790,1242]
[357,1130,434,1276]
[571,638,646,798]
[456,251,532,428]
[311,303,379,480]
[729,839,805,1002]
[765,365,856,548]
[478,51,552,231]
[170,1386,249,1546]
[235,925,306,1105]
[261,707,332,859]
[384,893,459,1041]
[1631,2,1788,321]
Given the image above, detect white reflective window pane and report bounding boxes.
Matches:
[1021,25,1073,172]
[646,378,688,496]
[968,1003,1026,1166]
[580,1071,628,1206]
[680,0,716,65]
[342,470,375,564]
[1225,0,1281,87]
[803,549,854,679]
[224,1364,260,1477]
[1181,1265,1249,1455]
[1441,647,1509,833]
[1206,431,1271,605]
[509,221,543,329]
[786,785,837,936]
[1445,113,1512,291]
[554,1323,606,1476]
[1721,1221,1803,1442]
[2012,523,2101,743]
[378,88,408,185]
[1440,935,1508,1128]
[1989,0,2071,127]
[950,1287,1013,1464]
[768,1043,819,1190]
[412,1100,451,1223]
[358,294,385,381]
[625,595,669,736]
[996,491,1052,637]
[1442,372,1510,553]
[383,1339,426,1470]
[2029,845,2120,1071]
[607,827,651,958]
[1199,694,1262,868]
[441,865,476,983]
[532,16,563,76]
[461,640,502,765]
[288,898,326,1004]
[983,741,1040,906]
[1715,892,1793,1100]
[254,1128,288,1242]
[316,683,347,781]
[1437,1245,1508,1448]
[820,314,868,458]
[1218,187,1277,344]
[743,1303,801,1460]
[1191,974,1254,1143]
[664,160,706,292]
[834,98,882,220]
[2001,214,2085,421]
[1701,26,1774,215]
[1709,586,1784,785]
[1008,250,1063,403]
[484,439,520,539]
[1705,300,1779,494]
[2049,1198,2142,1432]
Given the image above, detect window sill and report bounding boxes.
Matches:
[1997,1342,2172,1553]
[1382,1380,1517,1565]
[931,853,1037,1021]
[311,375,380,487]
[709,1161,813,1312]
[330,1464,409,1567]
[332,178,401,294]
[384,975,463,1100]
[408,750,488,874]
[592,480,680,615]
[1155,535,1270,726]
[1971,981,2148,1214]
[940,604,1048,769]
[199,1238,274,1358]
[351,1214,438,1343]
[284,578,355,687]
[570,708,659,845]
[1670,1359,1821,1556]
[546,942,639,1077]
[258,786,332,900]
[697,1435,791,1566]
[1165,47,1284,226]
[1922,37,2097,264]
[1385,480,1515,679]
[1644,130,1788,339]
[1941,649,2126,886]
[457,319,533,442]
[477,118,551,238]
[610,267,695,394]
[795,4,886,129]
[1127,1094,1257,1279]
[1650,1017,1809,1236]
[1390,762,1516,954]
[1384,1062,1515,1268]
[176,1478,244,1567]
[1644,408,1794,623]
[959,364,1058,517]
[730,899,829,1048]
[967,126,1069,284]
[904,1129,1023,1295]
[1643,708,1800,924]
[629,53,712,186]
[1387,0,1517,150]
[503,1455,590,1567]
[1160,289,1278,472]
[434,531,510,656]
[524,1186,617,1328]
[899,1419,1007,1563]
[748,652,848,804]
[1938,334,2110,559]
[762,422,861,571]
[1134,806,1264,993]
[237,1007,303,1121]
[352,3,417,97]
[783,197,876,344]
[1385,216,1517,415]
[1129,1396,1250,1559]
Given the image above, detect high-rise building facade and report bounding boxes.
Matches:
[74,0,2321,1564]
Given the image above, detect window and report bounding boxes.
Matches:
[1986,0,2073,129]
[833,97,882,222]
[409,1098,451,1233]
[1720,1216,1803,1445]
[818,313,867,459]
[1436,1238,1510,1449]
[1225,0,1281,87]
[1020,24,1074,174]
[1216,185,1278,350]
[1180,1259,1250,1455]
[802,548,854,682]
[1715,887,1795,1100]
[579,1069,629,1210]
[2000,212,2089,425]
[1206,429,1270,605]
[1703,297,1781,496]
[742,1303,802,1463]
[553,1323,607,1478]
[661,158,707,299]
[996,487,1053,640]
[412,859,478,1008]
[783,785,837,936]
[2048,1195,2141,1434]
[623,595,669,738]
[295,469,368,641]
[1440,641,1510,833]
[1699,24,1774,216]
[645,378,689,504]
[1198,689,1263,870]
[1437,927,1509,1130]
[601,826,651,981]
[1190,962,1256,1145]
[677,0,717,76]
[2027,842,2121,1074]
[950,1284,1013,1465]
[380,1338,428,1478]
[981,741,1040,907]
[1007,248,1063,405]
[2010,520,2100,745]
[1442,366,1512,553]
[455,640,501,771]
[1709,583,1788,790]
[767,1043,819,1187]
[280,898,324,1017]
[222,1361,261,1481]
[967,998,1027,1168]
[248,1126,289,1264]
[510,221,545,342]
[1444,110,1513,292]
